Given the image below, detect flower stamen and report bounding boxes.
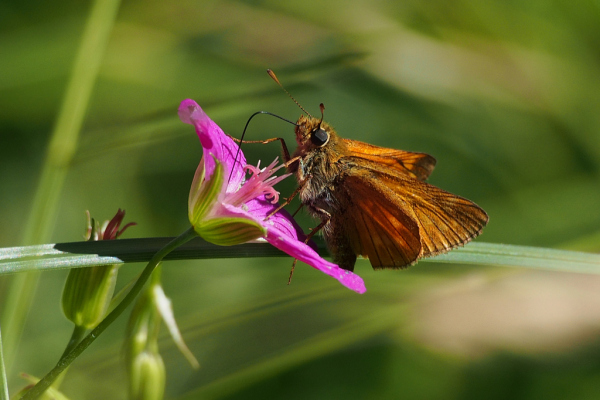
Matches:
[225,158,291,206]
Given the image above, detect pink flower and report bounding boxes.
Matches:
[179,99,365,294]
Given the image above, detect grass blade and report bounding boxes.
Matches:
[1,240,599,276]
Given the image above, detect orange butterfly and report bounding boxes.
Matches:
[288,113,488,271]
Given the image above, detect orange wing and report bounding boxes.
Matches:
[327,161,488,270]
[377,173,488,258]
[325,174,422,270]
[343,139,436,181]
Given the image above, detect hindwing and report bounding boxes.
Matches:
[327,158,488,270]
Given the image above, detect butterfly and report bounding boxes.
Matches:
[287,111,488,271]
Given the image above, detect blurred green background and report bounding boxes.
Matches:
[2,0,600,399]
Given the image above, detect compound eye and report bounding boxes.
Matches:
[310,128,329,146]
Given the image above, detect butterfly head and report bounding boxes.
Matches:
[294,114,337,150]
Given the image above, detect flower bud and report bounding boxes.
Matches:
[62,210,135,328]
[61,263,118,329]
[126,278,164,400]
[125,268,197,400]
[128,351,166,400]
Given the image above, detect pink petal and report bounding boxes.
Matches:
[217,203,263,223]
[245,198,309,244]
[264,226,366,294]
[223,200,364,293]
[178,99,246,191]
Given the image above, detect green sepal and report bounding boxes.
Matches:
[189,155,224,227]
[187,157,206,219]
[196,217,266,246]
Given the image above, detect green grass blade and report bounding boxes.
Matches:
[428,242,600,274]
[1,240,599,276]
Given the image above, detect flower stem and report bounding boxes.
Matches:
[60,325,88,360]
[19,227,198,400]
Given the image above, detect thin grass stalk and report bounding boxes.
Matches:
[0,0,122,370]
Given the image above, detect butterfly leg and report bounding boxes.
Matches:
[291,203,304,217]
[228,135,292,162]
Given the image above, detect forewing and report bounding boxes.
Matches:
[343,139,436,181]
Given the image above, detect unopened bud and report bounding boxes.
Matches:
[128,351,165,400]
[61,209,135,328]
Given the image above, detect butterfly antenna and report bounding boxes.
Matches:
[318,103,325,128]
[267,69,313,118]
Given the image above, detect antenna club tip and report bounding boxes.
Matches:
[267,69,281,85]
[266,70,312,118]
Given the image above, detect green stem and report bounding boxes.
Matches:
[60,325,88,360]
[20,228,198,400]
[0,328,8,400]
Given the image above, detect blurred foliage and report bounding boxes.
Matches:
[2,0,600,399]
